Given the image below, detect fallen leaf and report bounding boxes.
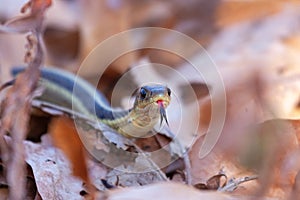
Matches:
[24,136,84,199]
[49,116,91,187]
[194,174,227,190]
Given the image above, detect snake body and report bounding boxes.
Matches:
[12,67,171,137]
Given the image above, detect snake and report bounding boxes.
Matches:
[11,67,171,138]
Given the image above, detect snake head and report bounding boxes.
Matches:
[133,85,171,126]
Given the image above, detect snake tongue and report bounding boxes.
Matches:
[157,100,169,126]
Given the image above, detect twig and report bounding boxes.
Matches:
[8,33,42,200]
[218,175,259,192]
[0,1,51,199]
[0,33,42,199]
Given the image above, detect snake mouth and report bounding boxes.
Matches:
[155,97,170,107]
[156,99,164,105]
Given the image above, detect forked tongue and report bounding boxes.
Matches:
[157,100,169,126]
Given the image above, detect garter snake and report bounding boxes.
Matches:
[12,67,171,138]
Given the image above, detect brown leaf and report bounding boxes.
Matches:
[194,174,227,190]
[23,136,85,199]
[206,174,227,190]
[49,116,90,185]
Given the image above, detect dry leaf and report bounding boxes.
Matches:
[1,0,51,33]
[49,116,90,185]
[0,1,52,198]
[24,136,84,199]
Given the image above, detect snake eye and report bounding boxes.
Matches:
[140,87,147,99]
[167,88,171,96]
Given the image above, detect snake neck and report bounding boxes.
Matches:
[101,104,161,138]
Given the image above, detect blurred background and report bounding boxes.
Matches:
[0,0,299,116]
[1,0,300,198]
[1,0,300,143]
[1,0,300,154]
